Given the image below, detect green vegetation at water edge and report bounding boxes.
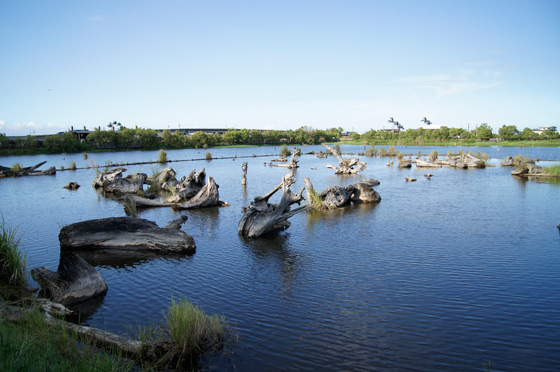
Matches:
[0,309,132,372]
[0,219,27,290]
[543,164,560,176]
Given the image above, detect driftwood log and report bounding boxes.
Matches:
[269,147,299,169]
[131,177,228,210]
[238,172,308,238]
[0,161,56,178]
[59,216,196,254]
[304,178,381,209]
[415,158,442,168]
[31,253,108,305]
[322,144,366,174]
[436,154,486,169]
[92,168,147,193]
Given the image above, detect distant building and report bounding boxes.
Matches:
[533,126,558,135]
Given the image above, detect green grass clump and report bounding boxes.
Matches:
[158,150,167,163]
[10,163,22,173]
[205,152,212,161]
[0,308,132,372]
[0,219,27,289]
[164,297,227,359]
[543,164,560,175]
[429,150,438,162]
[68,161,76,170]
[279,144,291,158]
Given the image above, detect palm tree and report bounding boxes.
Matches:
[388,117,396,130]
[421,117,432,126]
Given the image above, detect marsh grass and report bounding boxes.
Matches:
[158,150,167,163]
[69,161,77,170]
[0,219,27,289]
[307,189,326,211]
[365,145,377,157]
[205,152,212,161]
[543,164,560,175]
[163,297,227,364]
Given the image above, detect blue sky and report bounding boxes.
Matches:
[1,0,559,135]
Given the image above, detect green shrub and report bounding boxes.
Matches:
[205,152,212,161]
[69,161,76,170]
[158,150,167,163]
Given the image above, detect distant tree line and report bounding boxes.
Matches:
[1,123,557,154]
[0,126,344,153]
[353,124,559,144]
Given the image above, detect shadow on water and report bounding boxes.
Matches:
[240,233,305,297]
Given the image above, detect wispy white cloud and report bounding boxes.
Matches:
[401,69,502,98]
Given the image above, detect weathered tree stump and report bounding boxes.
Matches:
[31,253,108,305]
[304,178,381,209]
[322,144,366,174]
[63,182,81,190]
[238,172,308,238]
[242,162,248,185]
[269,147,299,169]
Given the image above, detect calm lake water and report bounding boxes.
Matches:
[1,144,559,371]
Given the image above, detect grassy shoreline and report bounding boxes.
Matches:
[2,139,559,157]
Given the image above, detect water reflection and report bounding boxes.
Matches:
[240,234,305,297]
[306,202,380,227]
[66,293,106,324]
[78,250,194,269]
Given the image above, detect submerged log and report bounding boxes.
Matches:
[31,253,108,305]
[405,177,417,182]
[59,216,196,254]
[322,144,366,174]
[239,172,308,238]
